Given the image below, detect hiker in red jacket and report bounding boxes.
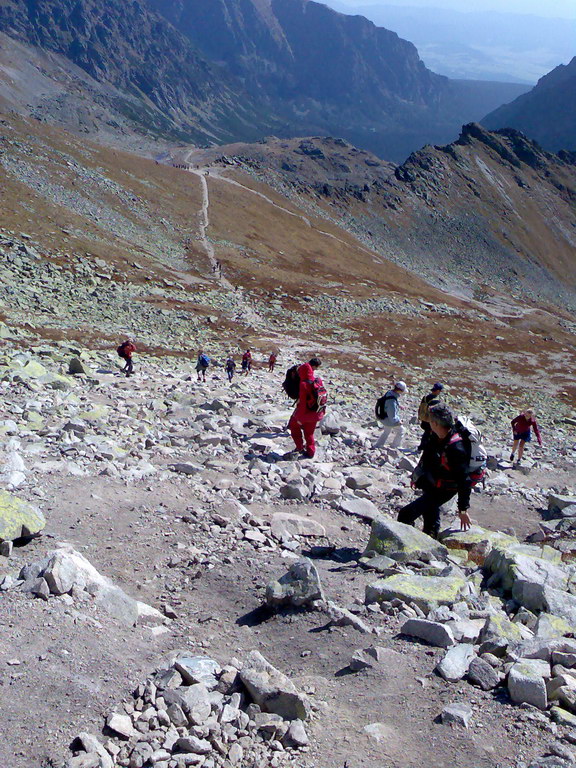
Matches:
[510,408,542,465]
[268,351,278,373]
[241,349,252,375]
[288,358,326,459]
[117,339,136,376]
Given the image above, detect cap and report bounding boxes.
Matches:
[432,382,444,391]
[394,381,407,392]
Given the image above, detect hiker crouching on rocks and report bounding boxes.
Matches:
[398,404,484,538]
[117,339,136,376]
[288,358,327,459]
[374,381,407,449]
[510,408,542,465]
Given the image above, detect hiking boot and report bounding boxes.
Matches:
[509,453,515,461]
[283,450,302,461]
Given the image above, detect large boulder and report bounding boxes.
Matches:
[546,495,576,521]
[239,651,309,721]
[364,517,447,563]
[365,573,466,612]
[0,490,45,541]
[265,558,323,608]
[508,659,549,710]
[484,544,570,594]
[478,613,525,656]
[439,526,518,565]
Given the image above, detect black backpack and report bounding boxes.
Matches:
[282,365,300,400]
[375,393,394,420]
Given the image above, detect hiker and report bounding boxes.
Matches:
[196,349,210,382]
[417,382,444,450]
[241,348,252,375]
[374,381,407,449]
[268,351,277,373]
[225,355,236,383]
[510,408,542,464]
[117,339,136,376]
[398,404,486,537]
[288,357,327,459]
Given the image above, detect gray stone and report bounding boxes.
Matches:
[265,558,323,608]
[364,517,447,563]
[440,703,472,728]
[239,650,309,721]
[30,577,50,600]
[547,494,576,520]
[270,513,325,540]
[283,719,309,747]
[106,713,135,740]
[320,412,340,435]
[436,644,475,682]
[349,649,374,672]
[75,733,113,768]
[323,600,372,634]
[174,736,211,755]
[69,357,87,375]
[478,613,524,656]
[339,498,380,522]
[171,463,203,475]
[467,657,501,690]
[401,618,455,648]
[508,660,549,710]
[174,657,221,689]
[163,683,211,724]
[279,483,309,501]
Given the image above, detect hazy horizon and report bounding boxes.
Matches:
[333,0,576,19]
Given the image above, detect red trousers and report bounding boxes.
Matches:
[289,411,322,457]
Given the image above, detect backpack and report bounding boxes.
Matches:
[306,378,328,413]
[454,416,487,484]
[226,358,235,370]
[375,393,394,420]
[282,365,300,400]
[199,353,210,367]
[117,342,128,358]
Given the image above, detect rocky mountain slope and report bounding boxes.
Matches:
[483,57,576,153]
[184,123,576,309]
[0,0,526,160]
[0,103,576,768]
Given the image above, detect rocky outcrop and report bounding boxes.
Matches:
[483,57,576,153]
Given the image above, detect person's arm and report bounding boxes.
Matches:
[447,441,472,512]
[386,397,400,425]
[511,415,520,430]
[532,420,542,446]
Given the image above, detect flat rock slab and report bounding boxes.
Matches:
[365,573,466,612]
[365,517,447,563]
[339,498,380,522]
[0,490,45,541]
[270,513,325,539]
[401,618,455,649]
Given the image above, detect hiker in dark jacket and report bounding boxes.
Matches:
[225,355,236,383]
[288,358,325,459]
[117,339,136,376]
[398,404,474,538]
[417,382,444,450]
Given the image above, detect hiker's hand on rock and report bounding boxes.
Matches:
[459,511,471,531]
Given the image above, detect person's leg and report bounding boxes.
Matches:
[391,424,405,449]
[517,440,526,461]
[422,490,456,538]
[126,358,133,375]
[289,416,305,452]
[302,419,318,458]
[374,426,392,448]
[510,438,519,461]
[398,494,430,527]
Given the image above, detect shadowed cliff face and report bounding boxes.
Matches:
[482,57,576,153]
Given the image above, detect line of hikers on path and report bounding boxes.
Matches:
[115,339,543,539]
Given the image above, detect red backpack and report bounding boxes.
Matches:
[306,377,328,413]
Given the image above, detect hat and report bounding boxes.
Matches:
[432,382,444,391]
[394,381,407,392]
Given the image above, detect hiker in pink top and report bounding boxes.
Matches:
[510,408,542,465]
